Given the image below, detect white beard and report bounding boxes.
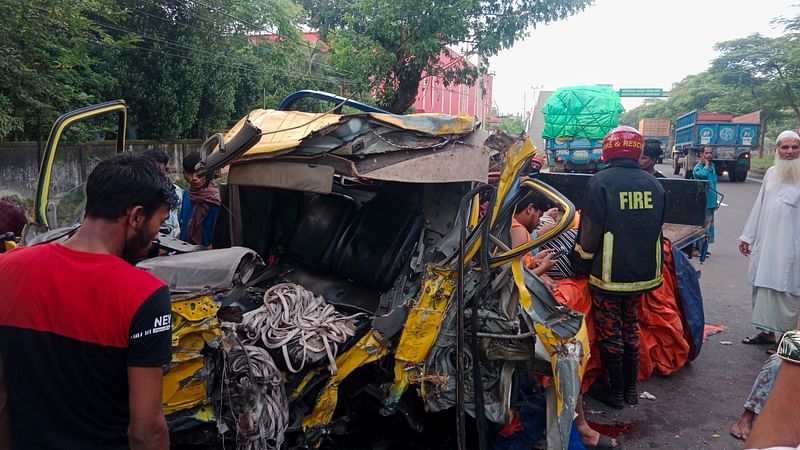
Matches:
[773,153,800,184]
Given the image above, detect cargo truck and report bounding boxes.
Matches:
[671,110,760,182]
[639,118,672,164]
[542,86,623,173]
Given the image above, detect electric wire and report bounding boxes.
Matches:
[131,1,358,80]
[94,20,353,85]
[24,2,353,86]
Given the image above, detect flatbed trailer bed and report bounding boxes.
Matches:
[662,223,706,252]
[536,172,708,257]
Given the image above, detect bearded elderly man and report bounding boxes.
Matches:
[739,130,800,349]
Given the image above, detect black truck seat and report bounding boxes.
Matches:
[332,198,423,291]
[288,193,356,272]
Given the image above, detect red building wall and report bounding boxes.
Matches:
[413,48,493,122]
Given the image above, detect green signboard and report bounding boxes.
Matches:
[618,88,665,97]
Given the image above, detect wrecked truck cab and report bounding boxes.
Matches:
[31,97,588,449]
[164,106,587,448]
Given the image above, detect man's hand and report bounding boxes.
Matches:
[544,207,560,220]
[532,249,557,275]
[128,367,169,450]
[540,273,559,292]
[537,222,556,235]
[739,241,751,256]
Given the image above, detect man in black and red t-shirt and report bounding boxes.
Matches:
[0,152,179,449]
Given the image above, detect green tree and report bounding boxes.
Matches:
[712,33,800,124]
[306,0,591,113]
[492,116,525,135]
[98,0,313,139]
[620,72,734,127]
[0,0,122,141]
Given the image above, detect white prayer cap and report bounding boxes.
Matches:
[776,130,800,145]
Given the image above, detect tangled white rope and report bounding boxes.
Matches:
[240,283,364,375]
[228,344,288,450]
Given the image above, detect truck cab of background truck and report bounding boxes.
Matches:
[545,137,606,173]
[671,110,760,182]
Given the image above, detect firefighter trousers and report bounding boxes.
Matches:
[591,292,641,355]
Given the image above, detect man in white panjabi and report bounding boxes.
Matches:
[739,130,800,346]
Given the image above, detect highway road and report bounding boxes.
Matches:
[586,161,768,449]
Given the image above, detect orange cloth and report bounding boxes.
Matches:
[511,218,534,269]
[554,242,690,391]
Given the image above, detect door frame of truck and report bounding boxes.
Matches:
[23,101,128,244]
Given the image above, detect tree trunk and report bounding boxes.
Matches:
[385,69,422,114]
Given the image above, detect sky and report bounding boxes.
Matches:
[488,0,799,115]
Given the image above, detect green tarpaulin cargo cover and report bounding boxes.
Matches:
[541,86,623,140]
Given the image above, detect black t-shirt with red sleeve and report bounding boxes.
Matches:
[0,243,172,449]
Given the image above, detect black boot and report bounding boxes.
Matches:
[589,351,624,409]
[623,346,639,405]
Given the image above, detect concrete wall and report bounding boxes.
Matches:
[0,140,203,202]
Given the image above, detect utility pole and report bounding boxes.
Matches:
[522,91,527,120]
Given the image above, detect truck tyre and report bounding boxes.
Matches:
[683,151,697,179]
[672,155,681,175]
[730,170,747,182]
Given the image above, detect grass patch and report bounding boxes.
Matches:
[749,156,773,175]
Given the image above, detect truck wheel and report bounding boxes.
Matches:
[672,157,681,175]
[684,152,697,178]
[731,170,747,182]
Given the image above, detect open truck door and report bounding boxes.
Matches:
[22,101,127,245]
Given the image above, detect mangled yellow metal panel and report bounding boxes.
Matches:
[510,257,589,448]
[302,330,389,431]
[163,295,221,415]
[229,109,345,157]
[162,359,209,415]
[366,113,477,135]
[386,267,456,405]
[490,137,537,225]
[229,109,478,160]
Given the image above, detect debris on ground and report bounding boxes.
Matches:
[719,341,733,345]
[703,324,725,342]
[639,391,656,401]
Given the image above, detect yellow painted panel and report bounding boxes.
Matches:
[163,358,208,414]
[230,109,344,157]
[172,295,220,321]
[490,137,537,226]
[302,330,388,431]
[394,268,455,362]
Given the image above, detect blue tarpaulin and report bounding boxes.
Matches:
[672,244,705,360]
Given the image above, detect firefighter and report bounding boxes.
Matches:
[571,126,666,409]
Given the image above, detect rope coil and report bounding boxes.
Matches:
[227,344,288,450]
[240,283,365,375]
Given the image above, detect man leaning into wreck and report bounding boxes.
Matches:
[0,153,179,449]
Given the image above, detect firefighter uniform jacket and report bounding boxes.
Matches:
[571,159,666,295]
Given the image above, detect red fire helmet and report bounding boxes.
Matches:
[602,126,644,161]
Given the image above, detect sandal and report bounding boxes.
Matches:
[742,334,776,345]
[585,434,621,450]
